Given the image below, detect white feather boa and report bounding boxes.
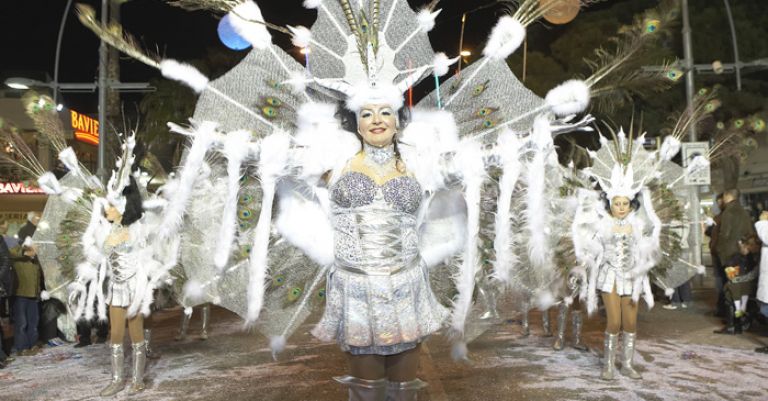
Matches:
[492,130,523,285]
[246,132,291,323]
[160,121,218,239]
[275,180,335,266]
[525,118,553,270]
[449,140,485,335]
[214,130,254,270]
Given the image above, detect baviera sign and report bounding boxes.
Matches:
[0,182,45,194]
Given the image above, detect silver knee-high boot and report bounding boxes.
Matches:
[541,309,552,337]
[144,329,160,359]
[200,304,210,340]
[99,343,125,396]
[601,332,618,380]
[175,311,191,341]
[335,376,387,401]
[127,341,147,393]
[385,379,428,401]
[553,304,568,350]
[620,332,642,379]
[572,312,588,351]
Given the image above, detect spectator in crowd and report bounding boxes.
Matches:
[17,212,40,245]
[10,212,44,356]
[0,219,14,368]
[754,211,768,353]
[715,189,755,283]
[714,233,761,335]
[706,194,725,316]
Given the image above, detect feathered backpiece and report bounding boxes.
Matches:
[105,133,137,213]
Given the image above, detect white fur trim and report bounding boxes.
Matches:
[432,52,455,77]
[285,70,309,94]
[695,264,706,275]
[275,183,335,266]
[184,307,193,316]
[545,79,591,116]
[492,129,522,285]
[288,25,312,49]
[303,0,321,9]
[419,191,467,268]
[417,8,441,33]
[269,335,287,360]
[399,109,460,192]
[229,1,272,50]
[183,279,206,302]
[160,59,209,93]
[659,135,681,161]
[58,147,80,173]
[664,287,675,298]
[294,103,360,179]
[483,16,525,60]
[37,172,62,195]
[40,290,50,301]
[451,340,469,361]
[345,84,404,112]
[685,155,710,176]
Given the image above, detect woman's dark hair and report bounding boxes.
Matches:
[739,233,762,252]
[120,176,144,226]
[600,192,641,213]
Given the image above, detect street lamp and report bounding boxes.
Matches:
[460,50,471,57]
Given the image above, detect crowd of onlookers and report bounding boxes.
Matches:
[703,190,768,354]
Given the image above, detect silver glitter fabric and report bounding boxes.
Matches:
[364,144,395,166]
[597,232,635,295]
[105,240,139,307]
[419,60,545,142]
[331,172,421,214]
[312,172,448,354]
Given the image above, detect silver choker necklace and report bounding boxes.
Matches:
[364,143,395,166]
[614,217,629,226]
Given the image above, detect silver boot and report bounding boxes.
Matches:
[521,305,531,337]
[335,376,387,401]
[601,332,618,380]
[144,329,160,359]
[620,332,642,379]
[385,379,428,401]
[175,311,191,341]
[572,312,588,351]
[99,343,125,397]
[200,304,210,340]
[541,309,552,337]
[553,304,568,350]
[127,341,147,394]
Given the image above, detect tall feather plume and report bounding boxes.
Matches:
[0,119,46,179]
[164,0,239,12]
[584,0,681,113]
[23,93,67,153]
[75,4,161,69]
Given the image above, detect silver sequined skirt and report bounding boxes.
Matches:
[106,276,137,308]
[311,258,449,355]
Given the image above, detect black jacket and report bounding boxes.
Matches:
[17,221,37,246]
[0,238,14,297]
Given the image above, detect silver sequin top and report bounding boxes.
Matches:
[104,235,136,284]
[597,232,635,295]
[330,172,422,275]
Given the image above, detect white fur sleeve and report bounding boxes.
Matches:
[274,179,335,266]
[418,190,468,268]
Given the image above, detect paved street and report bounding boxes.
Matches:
[2,285,767,401]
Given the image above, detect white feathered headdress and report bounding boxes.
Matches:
[105,133,137,213]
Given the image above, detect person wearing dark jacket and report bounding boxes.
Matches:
[706,194,726,316]
[0,219,13,367]
[716,189,756,265]
[714,233,761,335]
[16,212,40,246]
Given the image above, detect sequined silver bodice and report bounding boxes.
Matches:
[603,232,633,272]
[103,232,136,283]
[330,172,423,275]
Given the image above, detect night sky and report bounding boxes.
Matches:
[0,0,621,113]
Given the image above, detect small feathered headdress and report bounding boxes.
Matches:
[105,133,137,213]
